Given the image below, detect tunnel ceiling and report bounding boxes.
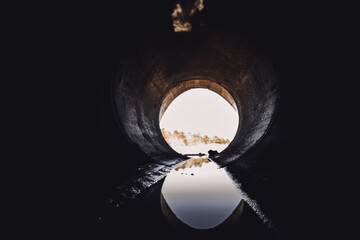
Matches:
[113,27,279,165]
[158,79,239,122]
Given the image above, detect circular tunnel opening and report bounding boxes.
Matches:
[159,87,239,155]
[113,27,279,165]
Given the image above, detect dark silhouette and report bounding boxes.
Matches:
[208,150,219,157]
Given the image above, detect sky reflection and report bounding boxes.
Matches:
[161,157,243,229]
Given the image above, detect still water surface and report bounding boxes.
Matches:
[161,157,243,229]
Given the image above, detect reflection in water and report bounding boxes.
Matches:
[161,157,243,229]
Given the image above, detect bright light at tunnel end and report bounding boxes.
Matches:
[159,88,239,154]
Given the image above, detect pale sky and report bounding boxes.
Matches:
[160,88,239,140]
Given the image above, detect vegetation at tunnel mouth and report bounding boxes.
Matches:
[161,128,231,147]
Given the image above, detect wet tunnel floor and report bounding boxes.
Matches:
[161,157,243,229]
[92,158,280,240]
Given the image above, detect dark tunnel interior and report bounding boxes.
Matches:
[35,1,348,239]
[98,18,282,238]
[113,28,279,165]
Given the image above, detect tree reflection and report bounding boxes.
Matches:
[175,158,210,171]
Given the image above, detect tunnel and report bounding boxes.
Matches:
[60,1,332,239]
[113,27,279,166]
[23,0,342,239]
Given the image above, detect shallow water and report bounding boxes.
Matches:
[161,157,243,229]
[169,143,229,155]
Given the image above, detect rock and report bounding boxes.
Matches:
[208,150,219,157]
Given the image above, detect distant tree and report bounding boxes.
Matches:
[161,128,171,142]
[161,128,230,146]
[179,131,185,139]
[203,135,209,144]
[191,133,200,144]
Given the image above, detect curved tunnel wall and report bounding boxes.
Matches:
[159,79,239,121]
[113,27,279,165]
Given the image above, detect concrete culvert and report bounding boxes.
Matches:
[113,27,279,166]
